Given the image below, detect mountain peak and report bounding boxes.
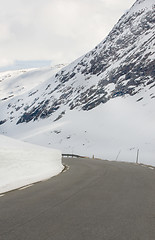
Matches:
[132,0,154,11]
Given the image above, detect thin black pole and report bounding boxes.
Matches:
[116,150,121,161]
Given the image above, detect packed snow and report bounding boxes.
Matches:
[0,135,63,194]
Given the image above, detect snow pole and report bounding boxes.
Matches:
[116,150,121,161]
[136,149,139,164]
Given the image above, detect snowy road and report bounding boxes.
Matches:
[0,157,155,240]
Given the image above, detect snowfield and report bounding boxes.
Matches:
[0,135,63,194]
[5,94,154,167]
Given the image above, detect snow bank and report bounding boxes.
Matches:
[0,135,63,194]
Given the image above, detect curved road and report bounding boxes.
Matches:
[0,157,155,240]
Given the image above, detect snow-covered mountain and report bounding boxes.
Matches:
[0,64,66,102]
[0,0,155,165]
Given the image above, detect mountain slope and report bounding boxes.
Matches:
[0,0,155,165]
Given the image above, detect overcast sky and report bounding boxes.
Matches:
[0,0,135,68]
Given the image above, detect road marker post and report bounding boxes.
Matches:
[136,149,139,164]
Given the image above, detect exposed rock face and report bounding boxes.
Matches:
[0,0,155,125]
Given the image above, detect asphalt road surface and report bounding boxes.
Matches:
[0,157,155,240]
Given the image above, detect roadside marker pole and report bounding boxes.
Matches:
[136,149,139,164]
[116,150,121,161]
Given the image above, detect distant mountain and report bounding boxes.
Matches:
[0,60,53,72]
[0,0,155,165]
[0,64,66,101]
